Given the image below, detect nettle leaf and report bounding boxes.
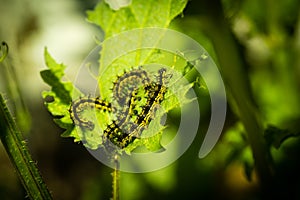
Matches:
[41,1,193,153]
[40,48,81,141]
[87,0,187,38]
[90,1,192,153]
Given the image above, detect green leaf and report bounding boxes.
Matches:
[41,1,194,154]
[40,48,81,140]
[87,0,188,38]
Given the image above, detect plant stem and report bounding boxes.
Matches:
[0,94,52,199]
[112,154,120,200]
[193,0,273,194]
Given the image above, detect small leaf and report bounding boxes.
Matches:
[40,48,81,141]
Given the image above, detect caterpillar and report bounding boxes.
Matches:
[112,68,150,106]
[135,68,168,126]
[111,68,152,127]
[103,120,138,148]
[69,67,171,149]
[69,97,112,130]
[103,68,169,148]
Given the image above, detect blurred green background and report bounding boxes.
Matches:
[1,0,300,199]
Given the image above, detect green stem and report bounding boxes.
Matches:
[0,94,52,200]
[194,0,273,193]
[112,154,120,200]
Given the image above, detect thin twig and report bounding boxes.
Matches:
[111,154,120,200]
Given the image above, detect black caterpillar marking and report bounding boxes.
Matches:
[69,97,112,130]
[112,68,150,106]
[103,120,138,148]
[135,68,168,126]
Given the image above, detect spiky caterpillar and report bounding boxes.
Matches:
[69,97,112,130]
[69,68,170,149]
